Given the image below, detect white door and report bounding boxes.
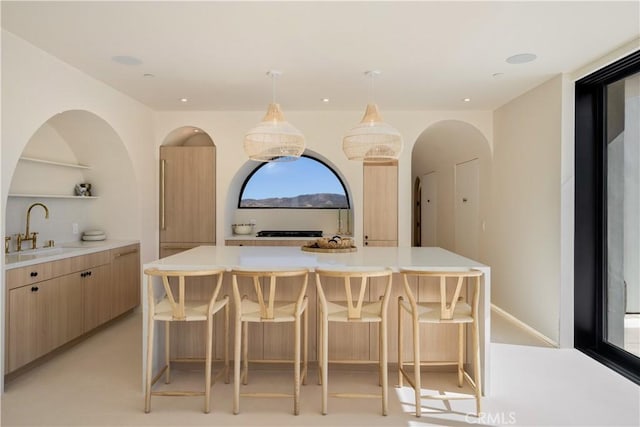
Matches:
[455,159,479,259]
[421,172,437,246]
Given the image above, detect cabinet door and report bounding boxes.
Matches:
[111,245,140,317]
[7,284,39,372]
[82,264,111,333]
[160,146,215,244]
[363,162,398,246]
[6,276,83,373]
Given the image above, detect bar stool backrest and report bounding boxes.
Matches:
[231,269,309,320]
[315,268,393,320]
[144,268,225,320]
[400,269,483,320]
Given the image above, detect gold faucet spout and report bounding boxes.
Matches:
[25,202,49,237]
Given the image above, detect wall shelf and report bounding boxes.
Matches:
[19,156,91,170]
[8,194,98,199]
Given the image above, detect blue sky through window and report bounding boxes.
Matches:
[240,157,348,208]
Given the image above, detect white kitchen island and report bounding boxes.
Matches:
[142,245,491,394]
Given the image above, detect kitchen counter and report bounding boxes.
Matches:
[4,239,139,269]
[143,245,491,394]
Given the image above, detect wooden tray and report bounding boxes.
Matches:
[301,246,357,253]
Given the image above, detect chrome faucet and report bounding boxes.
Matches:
[16,202,49,251]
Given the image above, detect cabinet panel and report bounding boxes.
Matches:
[83,265,112,332]
[7,284,39,372]
[363,162,398,246]
[7,274,83,373]
[111,244,140,316]
[160,146,215,244]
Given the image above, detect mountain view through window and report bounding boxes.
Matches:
[239,156,349,209]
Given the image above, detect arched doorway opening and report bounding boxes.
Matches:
[411,120,491,262]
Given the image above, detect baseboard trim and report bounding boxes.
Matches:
[491,304,559,348]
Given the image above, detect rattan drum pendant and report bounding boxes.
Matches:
[343,71,402,162]
[244,71,305,162]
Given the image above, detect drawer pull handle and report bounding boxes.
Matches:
[30,271,38,277]
[114,249,138,258]
[31,286,39,292]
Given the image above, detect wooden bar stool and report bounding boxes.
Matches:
[231,268,309,415]
[314,267,393,416]
[398,268,483,417]
[144,267,229,413]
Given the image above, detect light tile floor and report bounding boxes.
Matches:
[1,311,639,426]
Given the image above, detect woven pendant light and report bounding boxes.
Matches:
[343,71,402,162]
[244,71,305,162]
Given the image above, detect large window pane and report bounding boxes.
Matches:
[239,156,349,209]
[606,71,640,357]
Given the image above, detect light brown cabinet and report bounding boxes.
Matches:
[82,264,111,333]
[363,161,398,247]
[159,146,215,246]
[110,244,140,316]
[7,273,84,373]
[5,244,140,375]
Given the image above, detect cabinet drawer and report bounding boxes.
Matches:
[5,263,53,289]
[110,244,139,260]
[5,250,111,290]
[68,251,110,272]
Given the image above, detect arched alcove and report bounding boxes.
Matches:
[6,110,138,247]
[411,120,491,262]
[226,149,354,236]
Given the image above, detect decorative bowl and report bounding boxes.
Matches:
[232,224,254,235]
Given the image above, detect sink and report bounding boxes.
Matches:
[5,247,79,264]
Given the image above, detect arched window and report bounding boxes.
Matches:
[238,155,350,209]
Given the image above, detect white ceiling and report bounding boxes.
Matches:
[2,1,639,111]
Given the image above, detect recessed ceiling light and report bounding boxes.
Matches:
[180,98,188,103]
[506,53,537,64]
[193,129,200,133]
[143,73,155,78]
[322,98,330,103]
[492,72,504,78]
[463,98,471,103]
[111,55,142,66]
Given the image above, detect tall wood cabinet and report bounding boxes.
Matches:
[363,161,398,247]
[159,146,215,255]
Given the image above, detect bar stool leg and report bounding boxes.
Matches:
[294,313,301,415]
[303,302,308,385]
[224,301,230,384]
[398,297,404,388]
[458,323,464,387]
[242,321,249,385]
[381,318,388,416]
[144,315,154,413]
[205,317,213,413]
[321,313,329,415]
[473,319,482,416]
[165,321,171,383]
[317,307,323,386]
[413,315,421,417]
[233,315,242,415]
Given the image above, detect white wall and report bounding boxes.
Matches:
[1,30,156,390]
[491,75,563,343]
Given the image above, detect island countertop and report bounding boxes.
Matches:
[142,245,491,394]
[144,245,488,272]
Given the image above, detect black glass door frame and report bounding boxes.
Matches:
[575,49,640,385]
